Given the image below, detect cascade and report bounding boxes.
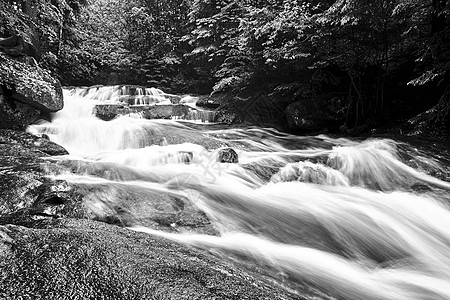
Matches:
[64,85,217,122]
[27,86,450,300]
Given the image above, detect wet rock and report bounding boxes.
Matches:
[242,163,284,182]
[94,104,125,121]
[0,219,302,300]
[0,129,68,156]
[94,104,191,121]
[218,148,239,163]
[0,130,71,221]
[33,159,217,234]
[75,180,215,234]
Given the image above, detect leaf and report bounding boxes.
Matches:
[407,70,441,86]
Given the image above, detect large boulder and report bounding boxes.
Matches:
[0,52,63,111]
[285,97,345,132]
[0,1,65,131]
[0,52,63,129]
[0,219,303,300]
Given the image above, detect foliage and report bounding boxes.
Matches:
[2,0,449,131]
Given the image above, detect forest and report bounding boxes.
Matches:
[3,2,450,299]
[1,0,449,135]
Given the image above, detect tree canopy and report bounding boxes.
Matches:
[1,0,449,132]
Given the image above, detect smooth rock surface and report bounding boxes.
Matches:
[0,219,303,300]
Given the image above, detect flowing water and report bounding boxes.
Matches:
[28,87,450,300]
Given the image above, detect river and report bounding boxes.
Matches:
[28,87,450,300]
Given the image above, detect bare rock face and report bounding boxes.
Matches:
[0,52,63,109]
[0,219,303,300]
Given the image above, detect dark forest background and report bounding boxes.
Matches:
[1,0,449,134]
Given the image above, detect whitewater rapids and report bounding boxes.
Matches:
[28,87,450,300]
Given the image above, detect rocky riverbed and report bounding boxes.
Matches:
[0,128,316,299]
[0,45,309,298]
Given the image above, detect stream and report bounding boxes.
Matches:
[28,87,450,300]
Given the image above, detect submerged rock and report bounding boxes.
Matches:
[218,148,239,163]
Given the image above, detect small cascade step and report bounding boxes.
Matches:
[66,85,181,105]
[65,85,219,123]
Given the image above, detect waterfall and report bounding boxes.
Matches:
[59,86,217,122]
[27,86,450,300]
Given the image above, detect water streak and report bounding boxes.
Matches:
[28,86,450,300]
